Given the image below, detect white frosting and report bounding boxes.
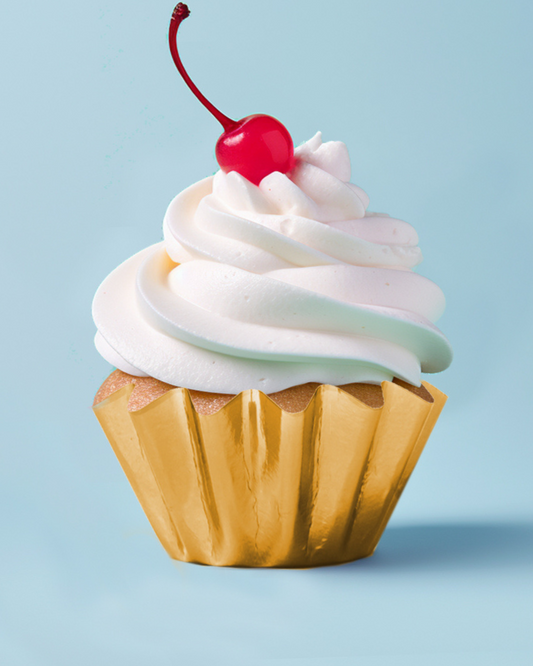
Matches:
[93,133,452,392]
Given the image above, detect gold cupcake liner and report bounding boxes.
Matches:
[93,381,446,567]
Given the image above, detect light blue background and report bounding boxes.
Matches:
[2,0,532,663]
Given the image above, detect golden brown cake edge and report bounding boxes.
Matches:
[93,369,433,415]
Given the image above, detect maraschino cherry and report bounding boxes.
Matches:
[169,3,295,186]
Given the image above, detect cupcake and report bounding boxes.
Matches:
[92,4,452,567]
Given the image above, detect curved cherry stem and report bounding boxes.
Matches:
[169,4,235,131]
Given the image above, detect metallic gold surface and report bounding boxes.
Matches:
[94,382,447,567]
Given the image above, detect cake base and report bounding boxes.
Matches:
[93,371,446,568]
[94,369,433,414]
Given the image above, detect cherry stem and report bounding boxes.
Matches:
[169,4,235,131]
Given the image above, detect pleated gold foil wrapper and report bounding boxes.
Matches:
[94,380,446,568]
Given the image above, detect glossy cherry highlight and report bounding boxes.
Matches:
[169,3,294,185]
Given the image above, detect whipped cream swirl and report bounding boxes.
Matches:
[93,133,452,393]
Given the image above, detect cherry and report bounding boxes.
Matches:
[215,115,294,186]
[169,3,294,185]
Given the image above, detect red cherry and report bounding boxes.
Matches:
[216,115,294,185]
[169,4,294,186]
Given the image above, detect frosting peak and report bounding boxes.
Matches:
[213,132,367,224]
